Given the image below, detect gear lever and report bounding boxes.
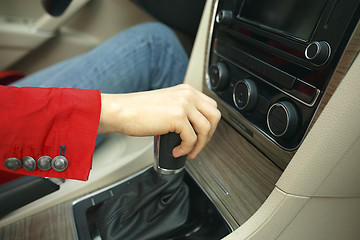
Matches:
[154,132,187,175]
[96,132,190,240]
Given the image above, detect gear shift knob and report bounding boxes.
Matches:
[154,132,187,175]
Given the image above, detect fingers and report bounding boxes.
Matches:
[172,119,197,158]
[194,95,220,141]
[171,84,221,159]
[173,108,210,159]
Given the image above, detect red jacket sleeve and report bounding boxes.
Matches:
[0,85,101,181]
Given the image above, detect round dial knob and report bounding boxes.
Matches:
[208,62,229,91]
[267,101,299,138]
[233,79,258,111]
[216,10,233,25]
[305,41,331,66]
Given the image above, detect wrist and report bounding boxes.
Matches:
[98,94,122,135]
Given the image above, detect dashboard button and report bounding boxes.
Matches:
[305,41,331,66]
[209,62,229,91]
[267,101,299,138]
[233,79,258,111]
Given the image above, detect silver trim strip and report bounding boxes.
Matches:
[186,167,235,230]
[153,155,185,175]
[214,51,321,107]
[200,162,229,195]
[204,0,220,84]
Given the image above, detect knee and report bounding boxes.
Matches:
[133,22,176,40]
[130,22,183,50]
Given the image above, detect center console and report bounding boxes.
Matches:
[204,0,360,168]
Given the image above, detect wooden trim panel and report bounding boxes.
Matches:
[187,120,283,229]
[0,201,76,239]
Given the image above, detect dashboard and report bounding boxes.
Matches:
[204,0,360,169]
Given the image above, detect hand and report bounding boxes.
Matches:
[98,84,221,159]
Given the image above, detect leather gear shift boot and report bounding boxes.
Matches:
[96,168,189,240]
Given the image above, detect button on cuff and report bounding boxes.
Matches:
[37,156,52,171]
[5,158,22,170]
[22,156,36,171]
[52,156,68,172]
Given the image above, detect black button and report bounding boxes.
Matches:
[52,156,68,172]
[4,158,22,170]
[267,101,299,138]
[268,105,288,135]
[22,156,36,171]
[37,156,53,171]
[305,41,331,66]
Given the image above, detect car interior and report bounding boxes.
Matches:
[0,0,360,239]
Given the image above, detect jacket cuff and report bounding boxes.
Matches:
[0,86,101,181]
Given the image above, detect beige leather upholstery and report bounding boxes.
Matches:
[277,55,360,198]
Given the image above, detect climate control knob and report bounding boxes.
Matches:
[305,41,331,66]
[267,101,299,138]
[233,79,258,111]
[208,62,229,91]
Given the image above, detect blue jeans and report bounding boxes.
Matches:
[11,22,188,92]
[11,22,188,144]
